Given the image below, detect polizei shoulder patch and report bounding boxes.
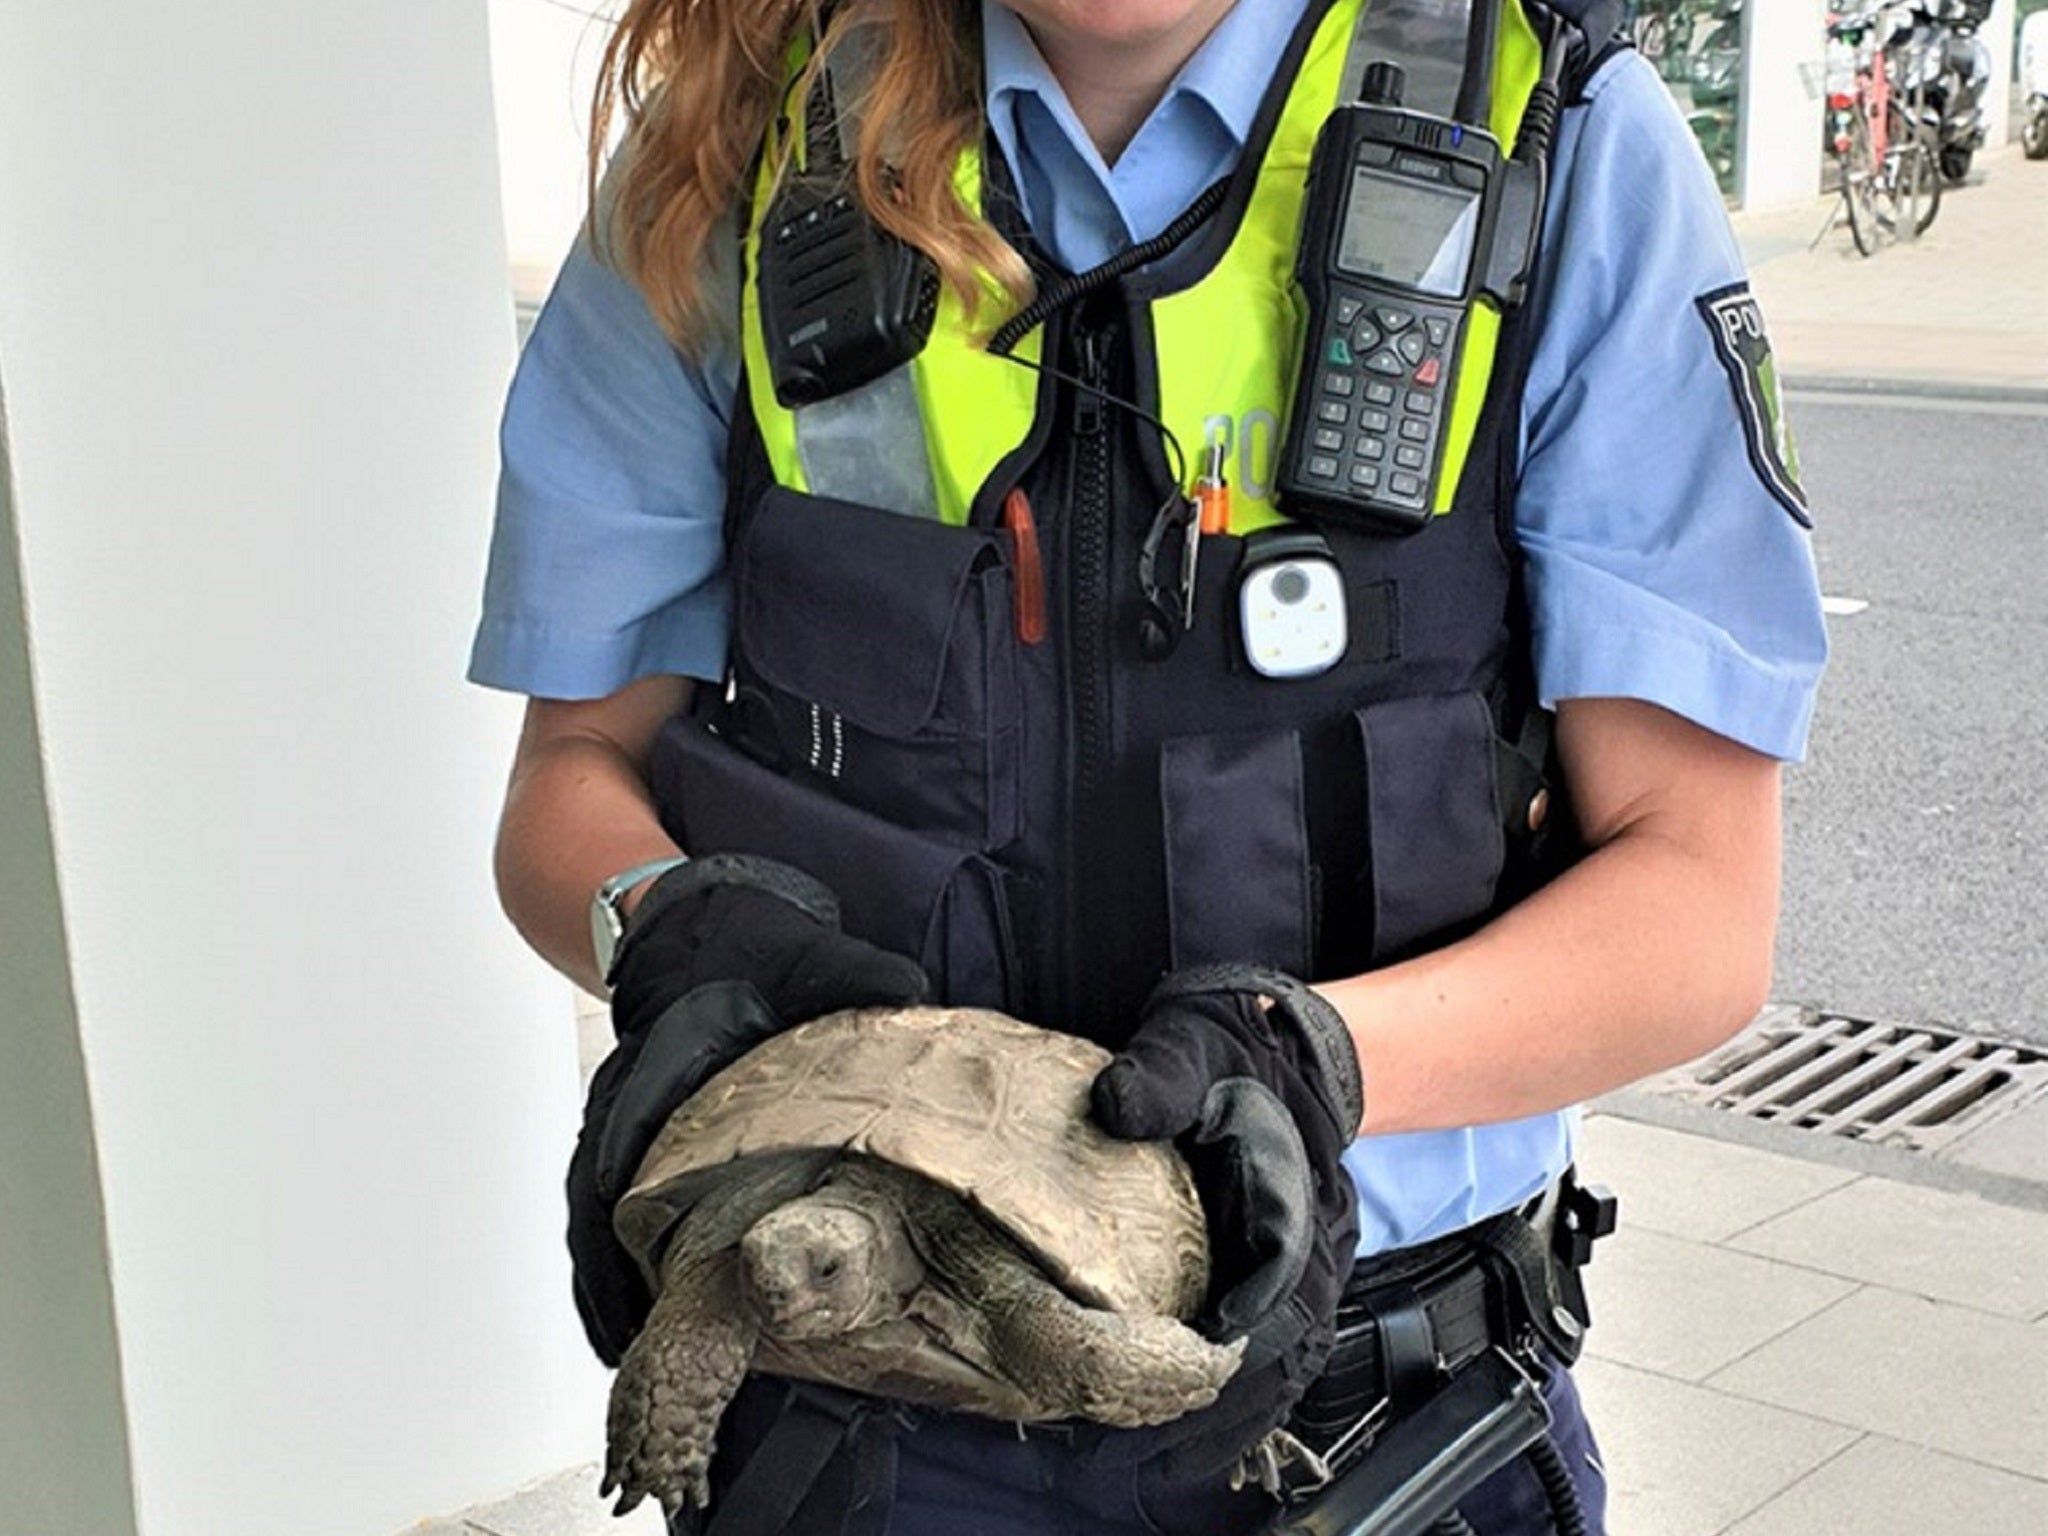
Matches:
[1696,283,1811,527]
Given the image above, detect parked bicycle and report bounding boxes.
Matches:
[1823,2,1942,255]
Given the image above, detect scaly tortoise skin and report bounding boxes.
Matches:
[602,1007,1243,1518]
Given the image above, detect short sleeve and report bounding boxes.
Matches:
[466,233,742,699]
[1515,52,1828,762]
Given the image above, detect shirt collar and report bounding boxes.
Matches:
[1174,0,1311,146]
[981,0,1309,158]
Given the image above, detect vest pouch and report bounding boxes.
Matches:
[1157,727,1316,979]
[1356,690,1506,961]
[731,485,1021,851]
[651,714,1017,1010]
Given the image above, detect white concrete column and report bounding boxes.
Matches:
[0,5,608,1535]
[0,403,140,1536]
[1740,0,1831,208]
[488,0,614,286]
[1984,0,2017,147]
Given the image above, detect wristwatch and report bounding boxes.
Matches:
[589,855,690,987]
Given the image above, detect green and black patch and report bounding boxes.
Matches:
[1696,282,1811,528]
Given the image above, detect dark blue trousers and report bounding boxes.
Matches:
[883,1358,1607,1536]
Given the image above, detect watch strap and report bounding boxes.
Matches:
[593,854,690,984]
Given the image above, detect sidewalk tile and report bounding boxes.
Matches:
[1734,144,2048,392]
[1707,1287,2048,1480]
[1572,1357,1859,1536]
[1583,1227,1856,1381]
[1725,1177,2048,1319]
[1578,1115,1857,1243]
[1945,1098,2048,1185]
[1722,1435,2048,1536]
[461,1465,664,1536]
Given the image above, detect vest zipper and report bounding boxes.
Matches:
[1065,320,1116,1038]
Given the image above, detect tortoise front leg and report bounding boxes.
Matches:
[603,1245,756,1518]
[986,1283,1247,1427]
[906,1182,1245,1427]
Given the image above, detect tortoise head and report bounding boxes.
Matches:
[739,1195,903,1340]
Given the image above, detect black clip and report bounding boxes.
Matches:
[1553,1171,1619,1271]
[1137,492,1199,660]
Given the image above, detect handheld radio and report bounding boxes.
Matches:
[758,180,939,407]
[757,35,940,408]
[1276,60,1544,532]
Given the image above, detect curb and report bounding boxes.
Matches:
[1784,373,2048,406]
[1593,1088,2048,1214]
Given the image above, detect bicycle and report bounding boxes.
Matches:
[1822,3,1941,255]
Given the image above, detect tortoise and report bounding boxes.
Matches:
[600,1006,1244,1518]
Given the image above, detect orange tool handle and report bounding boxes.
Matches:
[1003,487,1047,646]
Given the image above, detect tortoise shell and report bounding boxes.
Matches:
[615,1007,1209,1319]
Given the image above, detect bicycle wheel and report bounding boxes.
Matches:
[1878,112,1941,238]
[1891,138,1940,237]
[2025,103,2048,161]
[1841,114,1883,257]
[1910,130,1942,234]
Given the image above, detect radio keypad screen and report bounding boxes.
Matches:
[1336,166,1480,299]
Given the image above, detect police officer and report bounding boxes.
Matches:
[470,1,1827,1532]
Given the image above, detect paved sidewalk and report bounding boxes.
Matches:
[1573,1111,2048,1534]
[1730,141,2048,396]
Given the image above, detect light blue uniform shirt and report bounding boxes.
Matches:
[471,0,1826,1255]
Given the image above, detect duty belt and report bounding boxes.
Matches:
[1289,1232,1499,1474]
[1253,1170,1617,1502]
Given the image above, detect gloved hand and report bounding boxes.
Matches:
[568,853,929,1364]
[1090,964,1363,1481]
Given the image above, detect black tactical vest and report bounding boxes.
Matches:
[647,0,1578,1044]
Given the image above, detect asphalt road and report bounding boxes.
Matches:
[1775,391,2048,1048]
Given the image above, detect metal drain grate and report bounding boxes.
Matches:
[1654,1005,2048,1154]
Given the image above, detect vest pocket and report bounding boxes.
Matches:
[1156,694,1511,981]
[1355,690,1506,961]
[1157,727,1315,978]
[650,714,1017,1011]
[731,485,1021,851]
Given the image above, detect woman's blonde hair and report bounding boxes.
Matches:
[590,0,1032,354]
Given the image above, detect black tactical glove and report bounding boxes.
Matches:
[1089,964,1363,1483]
[568,854,929,1364]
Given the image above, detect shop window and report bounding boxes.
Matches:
[1629,0,1746,195]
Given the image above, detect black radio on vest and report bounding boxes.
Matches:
[757,176,939,407]
[756,34,941,408]
[1277,50,1547,532]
